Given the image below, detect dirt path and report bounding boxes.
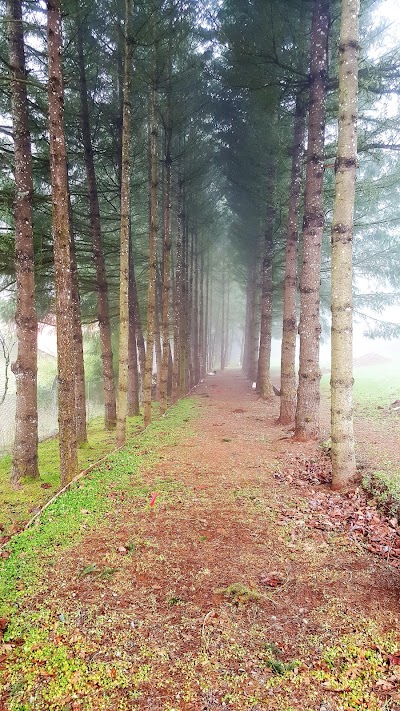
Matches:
[4,371,400,710]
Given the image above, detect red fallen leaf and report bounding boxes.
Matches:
[0,618,8,633]
[259,573,284,588]
[388,653,400,666]
[149,492,159,507]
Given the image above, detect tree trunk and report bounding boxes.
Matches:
[182,222,189,391]
[204,253,210,373]
[330,0,359,490]
[131,258,146,381]
[247,259,260,383]
[154,267,163,401]
[128,233,140,417]
[76,19,116,430]
[199,250,205,379]
[160,119,172,413]
[295,0,329,441]
[224,278,230,368]
[116,0,132,447]
[257,172,275,400]
[143,82,159,426]
[7,0,39,484]
[68,198,87,444]
[242,263,252,376]
[220,263,225,371]
[172,173,184,400]
[193,232,200,384]
[279,91,306,424]
[47,0,78,485]
[187,230,194,388]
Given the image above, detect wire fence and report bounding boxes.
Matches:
[0,351,104,457]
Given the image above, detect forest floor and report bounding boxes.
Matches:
[1,370,400,710]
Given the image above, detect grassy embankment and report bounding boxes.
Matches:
[0,415,143,536]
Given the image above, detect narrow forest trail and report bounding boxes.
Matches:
[3,371,400,711]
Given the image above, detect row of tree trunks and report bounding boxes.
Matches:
[7,0,39,485]
[274,0,358,491]
[294,0,330,441]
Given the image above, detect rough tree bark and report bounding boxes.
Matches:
[224,279,230,367]
[182,222,190,391]
[127,232,140,417]
[131,259,146,380]
[246,257,260,383]
[220,262,225,371]
[68,198,87,444]
[199,251,205,378]
[193,232,200,384]
[160,111,172,414]
[116,0,132,447]
[143,80,159,426]
[279,92,306,424]
[295,0,329,441]
[47,0,78,484]
[257,171,275,400]
[204,252,210,373]
[154,268,162,401]
[330,0,359,490]
[7,0,39,484]
[187,230,194,388]
[172,172,184,400]
[242,262,252,376]
[76,19,116,430]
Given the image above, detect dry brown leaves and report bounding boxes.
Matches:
[276,452,400,567]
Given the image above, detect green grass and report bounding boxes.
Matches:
[0,397,198,620]
[321,362,400,420]
[0,414,144,535]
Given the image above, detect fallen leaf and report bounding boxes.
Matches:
[0,619,8,633]
[259,573,284,588]
[149,492,159,507]
[388,653,400,666]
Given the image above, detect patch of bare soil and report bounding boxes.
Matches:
[5,371,400,710]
